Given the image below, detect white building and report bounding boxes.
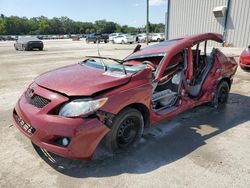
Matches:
[165,0,250,47]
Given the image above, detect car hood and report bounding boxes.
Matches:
[35,64,131,96]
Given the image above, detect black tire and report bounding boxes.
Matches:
[104,40,107,43]
[14,44,18,50]
[157,38,161,42]
[104,108,144,153]
[121,40,125,44]
[22,45,29,51]
[39,47,43,51]
[211,81,229,108]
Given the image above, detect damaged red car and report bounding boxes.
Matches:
[13,33,237,160]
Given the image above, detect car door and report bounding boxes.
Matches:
[117,36,122,43]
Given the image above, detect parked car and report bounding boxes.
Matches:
[86,33,109,43]
[113,34,135,44]
[239,45,250,70]
[0,35,17,41]
[71,35,80,41]
[36,35,44,40]
[109,33,121,43]
[14,37,43,51]
[137,33,152,43]
[151,33,165,42]
[13,33,237,160]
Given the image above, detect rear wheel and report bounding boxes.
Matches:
[104,108,144,153]
[212,81,229,108]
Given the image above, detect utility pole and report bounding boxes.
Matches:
[146,0,149,45]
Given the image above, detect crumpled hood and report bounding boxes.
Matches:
[35,64,131,96]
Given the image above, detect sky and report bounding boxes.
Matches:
[0,0,167,27]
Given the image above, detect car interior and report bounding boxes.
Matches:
[152,52,184,110]
[183,40,216,98]
[152,39,217,111]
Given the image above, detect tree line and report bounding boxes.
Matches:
[0,14,165,35]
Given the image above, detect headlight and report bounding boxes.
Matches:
[59,98,108,118]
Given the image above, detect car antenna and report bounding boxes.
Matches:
[96,42,127,75]
[97,42,107,71]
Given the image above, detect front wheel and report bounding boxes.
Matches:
[211,81,229,108]
[104,108,144,153]
[14,45,18,50]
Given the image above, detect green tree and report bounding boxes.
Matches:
[0,15,165,35]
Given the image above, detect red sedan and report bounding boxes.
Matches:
[239,45,250,70]
[13,33,237,160]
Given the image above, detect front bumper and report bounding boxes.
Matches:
[26,42,43,49]
[240,61,250,68]
[13,84,110,160]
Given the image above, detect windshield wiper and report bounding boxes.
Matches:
[82,58,107,71]
[85,56,127,74]
[85,56,124,64]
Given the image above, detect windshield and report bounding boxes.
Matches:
[80,57,147,75]
[19,37,40,42]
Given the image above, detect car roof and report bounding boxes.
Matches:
[126,33,223,60]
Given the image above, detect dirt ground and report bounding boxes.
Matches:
[0,39,249,188]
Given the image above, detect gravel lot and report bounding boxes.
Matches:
[0,39,249,188]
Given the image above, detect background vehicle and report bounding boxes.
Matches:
[86,33,109,43]
[13,33,237,160]
[14,37,43,51]
[239,46,250,70]
[71,35,80,41]
[137,33,152,43]
[113,34,135,44]
[151,33,165,42]
[0,35,17,41]
[109,33,121,43]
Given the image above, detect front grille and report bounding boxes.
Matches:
[27,94,50,108]
[14,113,36,134]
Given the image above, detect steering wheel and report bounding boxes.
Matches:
[142,61,157,71]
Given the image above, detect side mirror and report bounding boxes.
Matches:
[133,44,141,53]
